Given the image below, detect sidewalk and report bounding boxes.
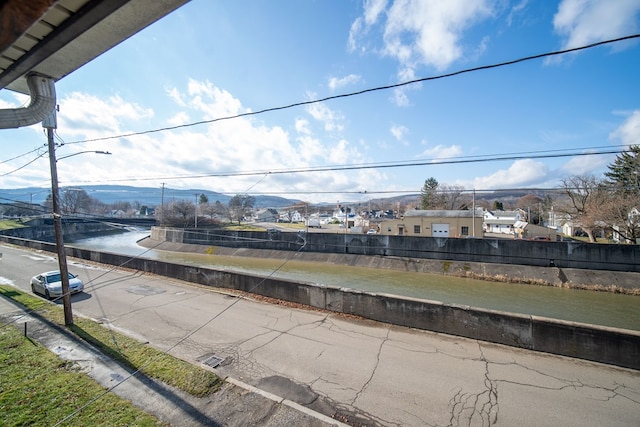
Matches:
[0,295,348,427]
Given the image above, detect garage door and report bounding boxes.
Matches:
[432,223,450,237]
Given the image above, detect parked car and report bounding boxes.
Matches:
[366,229,377,235]
[529,236,552,241]
[30,270,84,299]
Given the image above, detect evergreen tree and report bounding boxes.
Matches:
[604,145,640,193]
[602,145,640,242]
[420,178,439,209]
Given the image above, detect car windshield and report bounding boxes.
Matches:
[45,273,73,283]
[47,274,61,282]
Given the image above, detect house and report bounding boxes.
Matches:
[256,208,279,222]
[483,209,526,234]
[612,207,640,243]
[378,209,484,238]
[278,210,304,223]
[513,221,558,240]
[108,209,126,218]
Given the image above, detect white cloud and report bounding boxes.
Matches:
[166,86,186,107]
[0,91,29,109]
[553,0,640,50]
[392,88,410,106]
[348,0,388,52]
[419,144,463,160]
[473,159,548,189]
[184,79,245,120]
[390,124,408,141]
[352,0,495,73]
[57,92,153,138]
[328,74,361,91]
[14,79,372,203]
[295,117,311,135]
[561,153,613,175]
[305,101,345,133]
[328,139,364,165]
[610,109,640,145]
[167,111,190,126]
[506,0,529,27]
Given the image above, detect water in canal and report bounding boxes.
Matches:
[69,230,640,331]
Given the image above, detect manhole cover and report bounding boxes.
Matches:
[202,355,224,368]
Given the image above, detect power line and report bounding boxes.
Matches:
[1,35,636,184]
[60,34,640,146]
[64,146,626,184]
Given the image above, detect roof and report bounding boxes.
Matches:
[0,0,189,94]
[403,209,480,218]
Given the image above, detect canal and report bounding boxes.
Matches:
[69,230,640,331]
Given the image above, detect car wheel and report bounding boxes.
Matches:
[44,289,51,300]
[31,283,36,294]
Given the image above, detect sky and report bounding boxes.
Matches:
[1,0,639,205]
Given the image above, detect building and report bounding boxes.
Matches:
[378,209,484,238]
[483,209,526,234]
[256,208,279,222]
[513,221,558,240]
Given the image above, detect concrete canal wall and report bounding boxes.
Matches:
[2,234,638,370]
[152,227,640,273]
[0,218,121,241]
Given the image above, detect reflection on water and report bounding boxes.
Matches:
[70,231,640,331]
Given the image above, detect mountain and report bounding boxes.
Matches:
[0,185,300,208]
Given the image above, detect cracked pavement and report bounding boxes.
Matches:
[3,248,639,426]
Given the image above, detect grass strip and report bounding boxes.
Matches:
[0,319,162,426]
[0,285,223,398]
[0,219,26,230]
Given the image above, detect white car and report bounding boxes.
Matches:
[30,270,84,299]
[366,229,377,235]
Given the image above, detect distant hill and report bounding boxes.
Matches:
[0,185,562,212]
[0,185,300,208]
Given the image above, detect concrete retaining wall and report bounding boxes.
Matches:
[153,227,640,273]
[0,219,120,242]
[2,234,638,370]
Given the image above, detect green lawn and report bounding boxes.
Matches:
[0,285,224,426]
[0,219,27,230]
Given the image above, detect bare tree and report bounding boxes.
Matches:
[439,184,469,209]
[516,194,545,224]
[557,175,609,242]
[60,189,94,215]
[166,200,195,227]
[228,194,255,224]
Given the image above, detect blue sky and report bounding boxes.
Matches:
[1,0,639,204]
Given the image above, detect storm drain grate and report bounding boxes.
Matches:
[202,355,224,368]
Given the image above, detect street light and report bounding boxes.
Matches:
[44,113,111,326]
[57,150,111,161]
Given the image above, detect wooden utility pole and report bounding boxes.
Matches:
[45,112,73,326]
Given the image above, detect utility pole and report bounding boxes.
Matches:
[472,189,476,237]
[160,183,165,225]
[195,193,198,228]
[44,109,73,326]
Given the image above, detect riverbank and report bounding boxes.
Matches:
[138,237,640,295]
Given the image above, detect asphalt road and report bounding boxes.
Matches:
[1,243,639,426]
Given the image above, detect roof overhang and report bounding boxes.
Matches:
[0,0,189,94]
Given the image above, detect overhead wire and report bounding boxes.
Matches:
[61,145,629,185]
[1,35,637,186]
[59,34,640,146]
[2,33,637,424]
